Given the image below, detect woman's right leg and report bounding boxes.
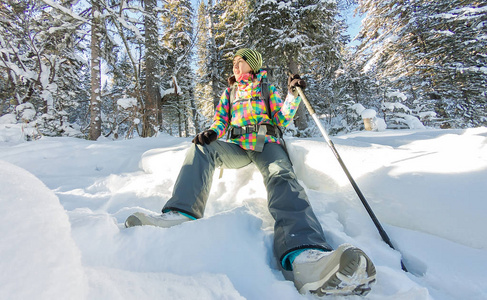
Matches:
[163,141,251,219]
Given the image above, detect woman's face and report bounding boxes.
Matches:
[233,56,252,77]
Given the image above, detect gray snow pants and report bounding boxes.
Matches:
[163,141,333,269]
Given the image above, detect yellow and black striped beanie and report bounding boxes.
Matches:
[234,49,263,73]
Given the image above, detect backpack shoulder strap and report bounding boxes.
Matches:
[260,76,284,140]
[228,84,237,124]
[260,77,272,121]
[230,84,237,104]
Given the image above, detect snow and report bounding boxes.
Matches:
[0,161,87,299]
[382,102,411,113]
[418,111,437,119]
[431,30,454,36]
[351,103,366,115]
[393,114,425,130]
[1,127,487,300]
[361,109,377,119]
[375,118,387,131]
[41,0,88,23]
[0,113,17,124]
[15,103,36,122]
[386,92,407,102]
[117,97,138,109]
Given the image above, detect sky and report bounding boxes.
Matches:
[343,3,363,46]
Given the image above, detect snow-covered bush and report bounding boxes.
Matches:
[382,92,426,129]
[106,97,141,139]
[15,103,37,123]
[350,104,387,132]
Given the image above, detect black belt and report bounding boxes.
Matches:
[230,124,277,138]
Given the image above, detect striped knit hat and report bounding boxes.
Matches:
[234,48,263,73]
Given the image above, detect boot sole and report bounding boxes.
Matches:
[298,246,376,296]
[313,248,376,296]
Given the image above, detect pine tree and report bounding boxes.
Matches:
[161,0,196,137]
[102,0,146,138]
[89,0,102,140]
[194,1,216,128]
[101,0,167,138]
[0,0,89,137]
[197,0,230,108]
[356,0,487,128]
[143,0,162,137]
[105,53,138,138]
[213,0,251,78]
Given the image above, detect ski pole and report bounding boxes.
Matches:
[295,86,408,272]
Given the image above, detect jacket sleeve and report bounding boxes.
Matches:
[269,85,302,128]
[209,88,231,138]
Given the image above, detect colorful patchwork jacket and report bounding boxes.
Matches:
[209,69,302,151]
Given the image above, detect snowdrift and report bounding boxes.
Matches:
[1,128,486,299]
[0,161,86,299]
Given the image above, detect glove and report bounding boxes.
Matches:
[192,130,218,145]
[288,74,306,95]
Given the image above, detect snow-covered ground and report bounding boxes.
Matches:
[1,125,486,300]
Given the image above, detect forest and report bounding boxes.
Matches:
[1,0,486,140]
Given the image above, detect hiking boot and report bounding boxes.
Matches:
[292,244,376,296]
[125,211,192,228]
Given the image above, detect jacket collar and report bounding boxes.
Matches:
[236,69,267,87]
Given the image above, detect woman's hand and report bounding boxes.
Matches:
[288,74,307,95]
[192,130,218,145]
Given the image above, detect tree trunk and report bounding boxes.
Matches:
[143,0,161,137]
[184,99,189,137]
[190,93,199,134]
[288,57,308,131]
[206,0,220,109]
[89,0,102,140]
[178,104,182,137]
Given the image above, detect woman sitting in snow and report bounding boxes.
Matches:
[125,48,376,296]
